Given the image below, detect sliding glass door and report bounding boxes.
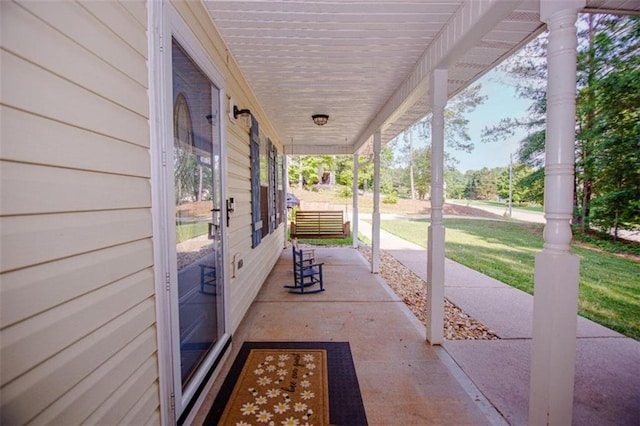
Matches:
[171,37,225,400]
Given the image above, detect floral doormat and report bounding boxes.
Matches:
[205,342,367,425]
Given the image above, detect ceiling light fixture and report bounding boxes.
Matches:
[312,114,329,126]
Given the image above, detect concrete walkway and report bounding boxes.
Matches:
[194,247,502,425]
[357,219,640,426]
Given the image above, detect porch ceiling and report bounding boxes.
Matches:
[204,0,640,155]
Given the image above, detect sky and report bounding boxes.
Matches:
[449,68,532,173]
[399,67,534,173]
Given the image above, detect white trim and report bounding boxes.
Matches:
[530,2,583,424]
[168,7,230,416]
[181,347,232,425]
[219,83,232,396]
[148,1,173,424]
[426,68,447,346]
[163,7,183,417]
[149,1,231,421]
[283,155,289,247]
[352,154,359,248]
[169,6,225,88]
[371,131,381,273]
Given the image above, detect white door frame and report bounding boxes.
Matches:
[148,1,231,423]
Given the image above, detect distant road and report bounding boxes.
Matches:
[447,200,545,223]
[447,200,640,243]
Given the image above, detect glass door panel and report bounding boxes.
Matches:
[172,39,224,388]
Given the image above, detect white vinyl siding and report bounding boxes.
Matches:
[1,240,153,328]
[14,1,148,87]
[0,210,152,272]
[226,126,286,331]
[1,162,150,215]
[1,49,148,145]
[171,1,287,335]
[1,107,150,176]
[1,0,289,421]
[0,1,158,425]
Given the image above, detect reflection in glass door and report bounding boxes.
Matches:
[172,39,225,389]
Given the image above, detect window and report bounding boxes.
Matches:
[268,139,278,233]
[277,153,284,225]
[250,116,262,248]
[250,119,281,246]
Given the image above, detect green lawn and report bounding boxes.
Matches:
[379,218,640,340]
[296,236,353,245]
[451,199,544,213]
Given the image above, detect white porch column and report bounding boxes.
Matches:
[426,68,447,345]
[352,153,359,249]
[371,131,381,273]
[284,154,289,247]
[529,1,584,425]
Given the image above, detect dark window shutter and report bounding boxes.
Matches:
[268,139,277,234]
[250,116,262,247]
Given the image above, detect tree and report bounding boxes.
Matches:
[575,14,599,230]
[481,31,548,208]
[483,14,640,236]
[496,163,539,204]
[586,16,640,237]
[331,155,376,194]
[465,168,500,200]
[444,168,467,199]
[412,146,432,199]
[288,155,335,188]
[174,147,212,203]
[417,83,486,156]
[387,84,486,199]
[334,155,354,187]
[518,168,545,205]
[481,34,548,149]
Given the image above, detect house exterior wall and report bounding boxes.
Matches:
[0,0,159,424]
[169,1,286,334]
[1,0,285,423]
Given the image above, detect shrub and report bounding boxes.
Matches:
[383,193,398,204]
[337,185,352,198]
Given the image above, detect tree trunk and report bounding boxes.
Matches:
[298,156,304,189]
[572,172,580,225]
[198,163,203,201]
[580,15,596,232]
[409,131,416,199]
[581,178,592,231]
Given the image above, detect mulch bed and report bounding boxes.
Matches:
[357,246,499,340]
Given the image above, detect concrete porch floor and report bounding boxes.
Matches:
[193,247,502,425]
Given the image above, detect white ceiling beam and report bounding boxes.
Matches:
[353,0,525,153]
[209,2,460,16]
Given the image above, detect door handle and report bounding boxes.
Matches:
[209,208,221,239]
[208,222,219,239]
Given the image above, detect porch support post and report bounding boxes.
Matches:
[426,68,447,345]
[352,153,359,248]
[529,1,584,425]
[284,154,289,248]
[371,131,381,273]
